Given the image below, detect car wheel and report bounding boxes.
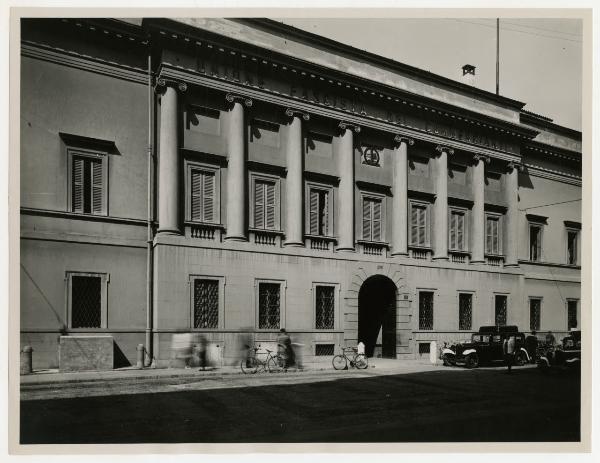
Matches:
[442,354,453,366]
[515,351,527,366]
[466,353,479,368]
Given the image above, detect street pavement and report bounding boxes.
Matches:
[19,361,580,444]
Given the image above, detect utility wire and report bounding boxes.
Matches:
[502,20,582,38]
[451,19,582,44]
[518,198,581,211]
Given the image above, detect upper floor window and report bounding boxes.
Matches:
[251,175,280,230]
[186,161,220,224]
[449,208,467,252]
[567,230,578,265]
[69,153,108,215]
[307,184,332,236]
[529,224,543,262]
[362,196,383,242]
[485,214,502,255]
[410,202,430,247]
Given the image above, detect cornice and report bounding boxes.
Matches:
[523,141,581,163]
[21,41,148,84]
[524,164,582,187]
[158,64,524,163]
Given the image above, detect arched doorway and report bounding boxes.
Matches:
[358,275,397,358]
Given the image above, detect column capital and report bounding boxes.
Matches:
[154,77,187,94]
[507,161,525,173]
[225,93,253,107]
[435,145,454,156]
[393,135,415,147]
[473,153,491,164]
[285,108,310,121]
[338,121,361,133]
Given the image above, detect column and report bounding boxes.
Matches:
[391,135,413,256]
[433,145,453,260]
[284,109,309,246]
[337,122,360,252]
[225,93,252,241]
[504,162,521,267]
[157,79,187,234]
[471,154,489,263]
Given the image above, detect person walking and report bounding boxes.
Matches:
[525,330,539,364]
[545,331,556,347]
[503,335,516,374]
[277,328,292,371]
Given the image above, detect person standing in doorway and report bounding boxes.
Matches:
[503,335,516,374]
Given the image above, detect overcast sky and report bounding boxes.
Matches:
[279,18,582,131]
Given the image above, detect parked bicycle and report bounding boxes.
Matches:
[241,347,285,374]
[332,346,368,370]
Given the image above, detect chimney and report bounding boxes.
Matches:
[462,64,476,86]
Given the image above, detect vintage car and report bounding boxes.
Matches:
[537,330,581,372]
[440,325,530,368]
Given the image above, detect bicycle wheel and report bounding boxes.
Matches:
[354,354,368,369]
[332,355,347,370]
[267,356,283,373]
[240,357,258,374]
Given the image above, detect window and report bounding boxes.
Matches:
[253,179,277,230]
[315,344,335,356]
[69,154,107,215]
[308,186,331,236]
[567,230,579,265]
[529,224,543,262]
[410,202,429,247]
[567,300,578,330]
[315,285,335,329]
[458,293,473,331]
[258,282,281,329]
[193,279,219,329]
[418,343,431,355]
[67,272,108,329]
[449,209,467,251]
[419,291,434,330]
[186,162,220,224]
[495,295,508,326]
[362,197,383,242]
[529,298,542,331]
[485,214,501,255]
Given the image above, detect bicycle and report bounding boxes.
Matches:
[332,346,368,370]
[240,347,286,374]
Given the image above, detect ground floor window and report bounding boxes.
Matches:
[315,285,335,329]
[258,282,281,329]
[315,344,335,356]
[529,298,542,331]
[193,279,219,329]
[458,293,473,331]
[67,272,107,329]
[419,291,434,330]
[495,295,508,326]
[418,342,431,355]
[567,299,578,330]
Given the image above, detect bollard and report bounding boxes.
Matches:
[21,345,33,375]
[136,344,144,369]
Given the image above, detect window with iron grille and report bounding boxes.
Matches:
[485,215,501,255]
[567,230,578,265]
[71,275,102,328]
[419,291,434,330]
[315,344,335,356]
[418,343,430,354]
[529,224,543,262]
[258,282,281,329]
[308,187,330,236]
[253,179,277,230]
[529,298,541,331]
[567,300,578,330]
[315,285,335,329]
[190,168,216,223]
[362,197,382,242]
[410,203,429,247]
[495,295,508,326]
[193,279,219,329]
[449,209,467,251]
[458,293,472,331]
[71,155,105,215]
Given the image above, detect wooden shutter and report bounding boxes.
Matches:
[492,219,499,254]
[190,170,203,221]
[72,157,84,213]
[410,205,418,245]
[254,180,265,229]
[485,217,492,254]
[265,181,276,229]
[362,198,371,241]
[417,206,426,246]
[457,213,464,250]
[91,159,103,214]
[321,190,329,235]
[203,172,214,222]
[309,189,319,235]
[372,200,381,241]
[449,211,457,249]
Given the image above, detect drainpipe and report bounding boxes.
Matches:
[145,51,155,367]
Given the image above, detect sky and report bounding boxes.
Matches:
[279,18,583,131]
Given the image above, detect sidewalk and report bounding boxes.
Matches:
[21,358,443,386]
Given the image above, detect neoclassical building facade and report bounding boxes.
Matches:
[20,18,582,368]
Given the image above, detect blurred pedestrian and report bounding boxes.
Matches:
[545,331,556,347]
[277,328,292,371]
[525,330,538,364]
[503,335,516,374]
[197,335,207,371]
[357,341,365,356]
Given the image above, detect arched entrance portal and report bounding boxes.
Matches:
[358,275,397,358]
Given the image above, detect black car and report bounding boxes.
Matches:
[440,325,529,368]
[538,330,581,372]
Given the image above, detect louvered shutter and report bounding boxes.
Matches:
[309,189,319,235]
[372,200,381,241]
[72,157,84,213]
[410,205,418,245]
[362,199,371,241]
[321,191,329,235]
[203,172,214,222]
[457,213,464,250]
[486,217,492,254]
[493,220,499,254]
[91,159,103,214]
[449,212,457,249]
[190,170,203,221]
[265,181,275,229]
[254,181,265,229]
[418,206,426,246]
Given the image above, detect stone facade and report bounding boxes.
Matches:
[20,18,582,369]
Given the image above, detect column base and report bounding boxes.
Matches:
[469,259,485,264]
[224,235,248,242]
[156,228,181,235]
[432,256,449,261]
[284,241,305,248]
[503,263,520,268]
[391,251,409,257]
[336,247,356,253]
